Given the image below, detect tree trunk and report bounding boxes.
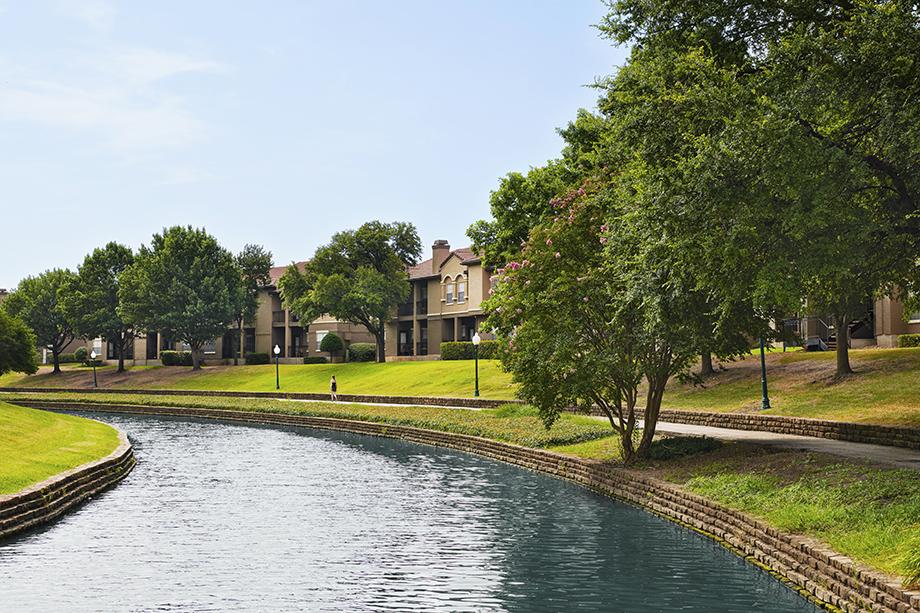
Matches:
[375,334,386,363]
[191,345,202,370]
[636,377,666,459]
[52,350,61,374]
[117,336,126,373]
[835,314,853,376]
[237,317,244,366]
[700,350,714,376]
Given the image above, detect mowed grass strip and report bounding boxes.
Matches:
[0,401,121,495]
[0,360,519,400]
[0,392,610,449]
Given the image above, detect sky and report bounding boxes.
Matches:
[0,1,628,289]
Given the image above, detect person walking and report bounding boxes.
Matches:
[330,375,337,401]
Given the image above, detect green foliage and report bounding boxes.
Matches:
[0,310,37,376]
[55,353,78,364]
[74,347,88,363]
[233,244,273,363]
[60,242,135,371]
[280,220,421,363]
[303,356,328,364]
[904,536,920,589]
[119,226,241,369]
[439,340,499,360]
[319,332,343,356]
[899,334,920,349]
[244,352,270,365]
[160,350,194,366]
[348,342,376,362]
[3,269,77,372]
[645,436,723,461]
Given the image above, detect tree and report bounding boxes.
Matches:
[119,226,241,370]
[0,310,38,376]
[598,0,920,376]
[61,242,136,372]
[319,332,343,361]
[279,221,421,363]
[486,183,757,463]
[233,245,273,365]
[3,269,77,373]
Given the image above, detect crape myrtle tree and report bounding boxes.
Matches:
[62,242,136,372]
[233,244,273,365]
[486,182,757,463]
[279,221,421,363]
[0,310,38,376]
[3,269,77,373]
[598,0,920,376]
[119,226,241,370]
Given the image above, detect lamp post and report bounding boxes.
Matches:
[759,337,771,410]
[274,344,281,390]
[472,332,481,398]
[90,350,98,389]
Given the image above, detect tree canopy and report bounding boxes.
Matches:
[0,310,38,376]
[3,269,77,373]
[233,244,273,364]
[119,226,241,370]
[61,242,136,372]
[279,221,421,363]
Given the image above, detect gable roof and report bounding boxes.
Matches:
[268,261,308,286]
[407,246,480,280]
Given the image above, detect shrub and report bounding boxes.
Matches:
[898,334,920,348]
[319,333,343,356]
[74,347,88,363]
[303,356,328,364]
[160,350,194,366]
[56,353,78,364]
[245,352,270,365]
[646,436,723,460]
[440,340,499,360]
[348,343,376,362]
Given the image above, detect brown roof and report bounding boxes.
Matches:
[407,247,479,280]
[268,261,307,286]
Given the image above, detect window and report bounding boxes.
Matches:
[457,281,466,303]
[315,330,328,352]
[446,282,454,304]
[202,339,217,355]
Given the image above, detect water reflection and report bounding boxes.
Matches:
[0,412,819,612]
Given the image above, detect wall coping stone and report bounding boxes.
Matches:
[13,399,920,612]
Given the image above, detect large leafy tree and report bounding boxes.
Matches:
[598,0,920,376]
[3,269,77,373]
[119,226,241,370]
[62,242,136,372]
[233,244,273,365]
[279,221,421,363]
[0,310,38,376]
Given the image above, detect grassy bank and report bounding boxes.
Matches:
[0,401,121,495]
[4,390,918,585]
[0,360,518,400]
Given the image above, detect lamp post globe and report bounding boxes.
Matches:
[472,333,481,398]
[90,350,98,388]
[274,344,281,390]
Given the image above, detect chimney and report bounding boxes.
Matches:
[431,240,450,271]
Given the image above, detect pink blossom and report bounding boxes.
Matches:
[554,252,561,259]
[600,224,608,233]
[583,296,589,302]
[516,308,522,314]
[546,238,553,246]
[525,280,531,285]
[522,259,529,266]
[577,188,585,196]
[600,237,608,244]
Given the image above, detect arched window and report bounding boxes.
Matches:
[457,276,466,304]
[444,276,455,304]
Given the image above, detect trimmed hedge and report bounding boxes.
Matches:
[56,353,79,364]
[245,352,270,365]
[440,340,499,360]
[74,347,88,363]
[160,350,194,366]
[348,343,376,362]
[899,334,920,348]
[304,356,328,364]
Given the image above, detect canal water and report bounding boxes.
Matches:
[0,412,820,612]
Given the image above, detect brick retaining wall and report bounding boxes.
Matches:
[0,427,135,541]
[15,399,920,613]
[3,386,919,450]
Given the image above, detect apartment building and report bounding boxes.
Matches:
[384,240,491,360]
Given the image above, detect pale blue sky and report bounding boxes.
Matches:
[0,1,627,288]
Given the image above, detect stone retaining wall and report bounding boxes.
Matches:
[4,386,919,450]
[0,427,135,541]
[15,400,919,613]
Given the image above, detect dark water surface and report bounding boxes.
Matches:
[0,412,820,612]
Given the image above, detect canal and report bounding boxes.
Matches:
[0,412,820,612]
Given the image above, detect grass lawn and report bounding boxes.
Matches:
[0,401,121,495]
[664,347,920,427]
[0,360,518,400]
[3,391,918,585]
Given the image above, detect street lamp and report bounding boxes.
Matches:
[759,337,771,410]
[274,344,281,390]
[472,332,481,398]
[90,350,98,389]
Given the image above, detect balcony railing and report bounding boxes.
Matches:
[416,341,428,356]
[288,346,306,358]
[416,300,428,315]
[397,302,413,317]
[272,310,286,324]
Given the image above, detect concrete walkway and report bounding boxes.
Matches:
[276,396,920,470]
